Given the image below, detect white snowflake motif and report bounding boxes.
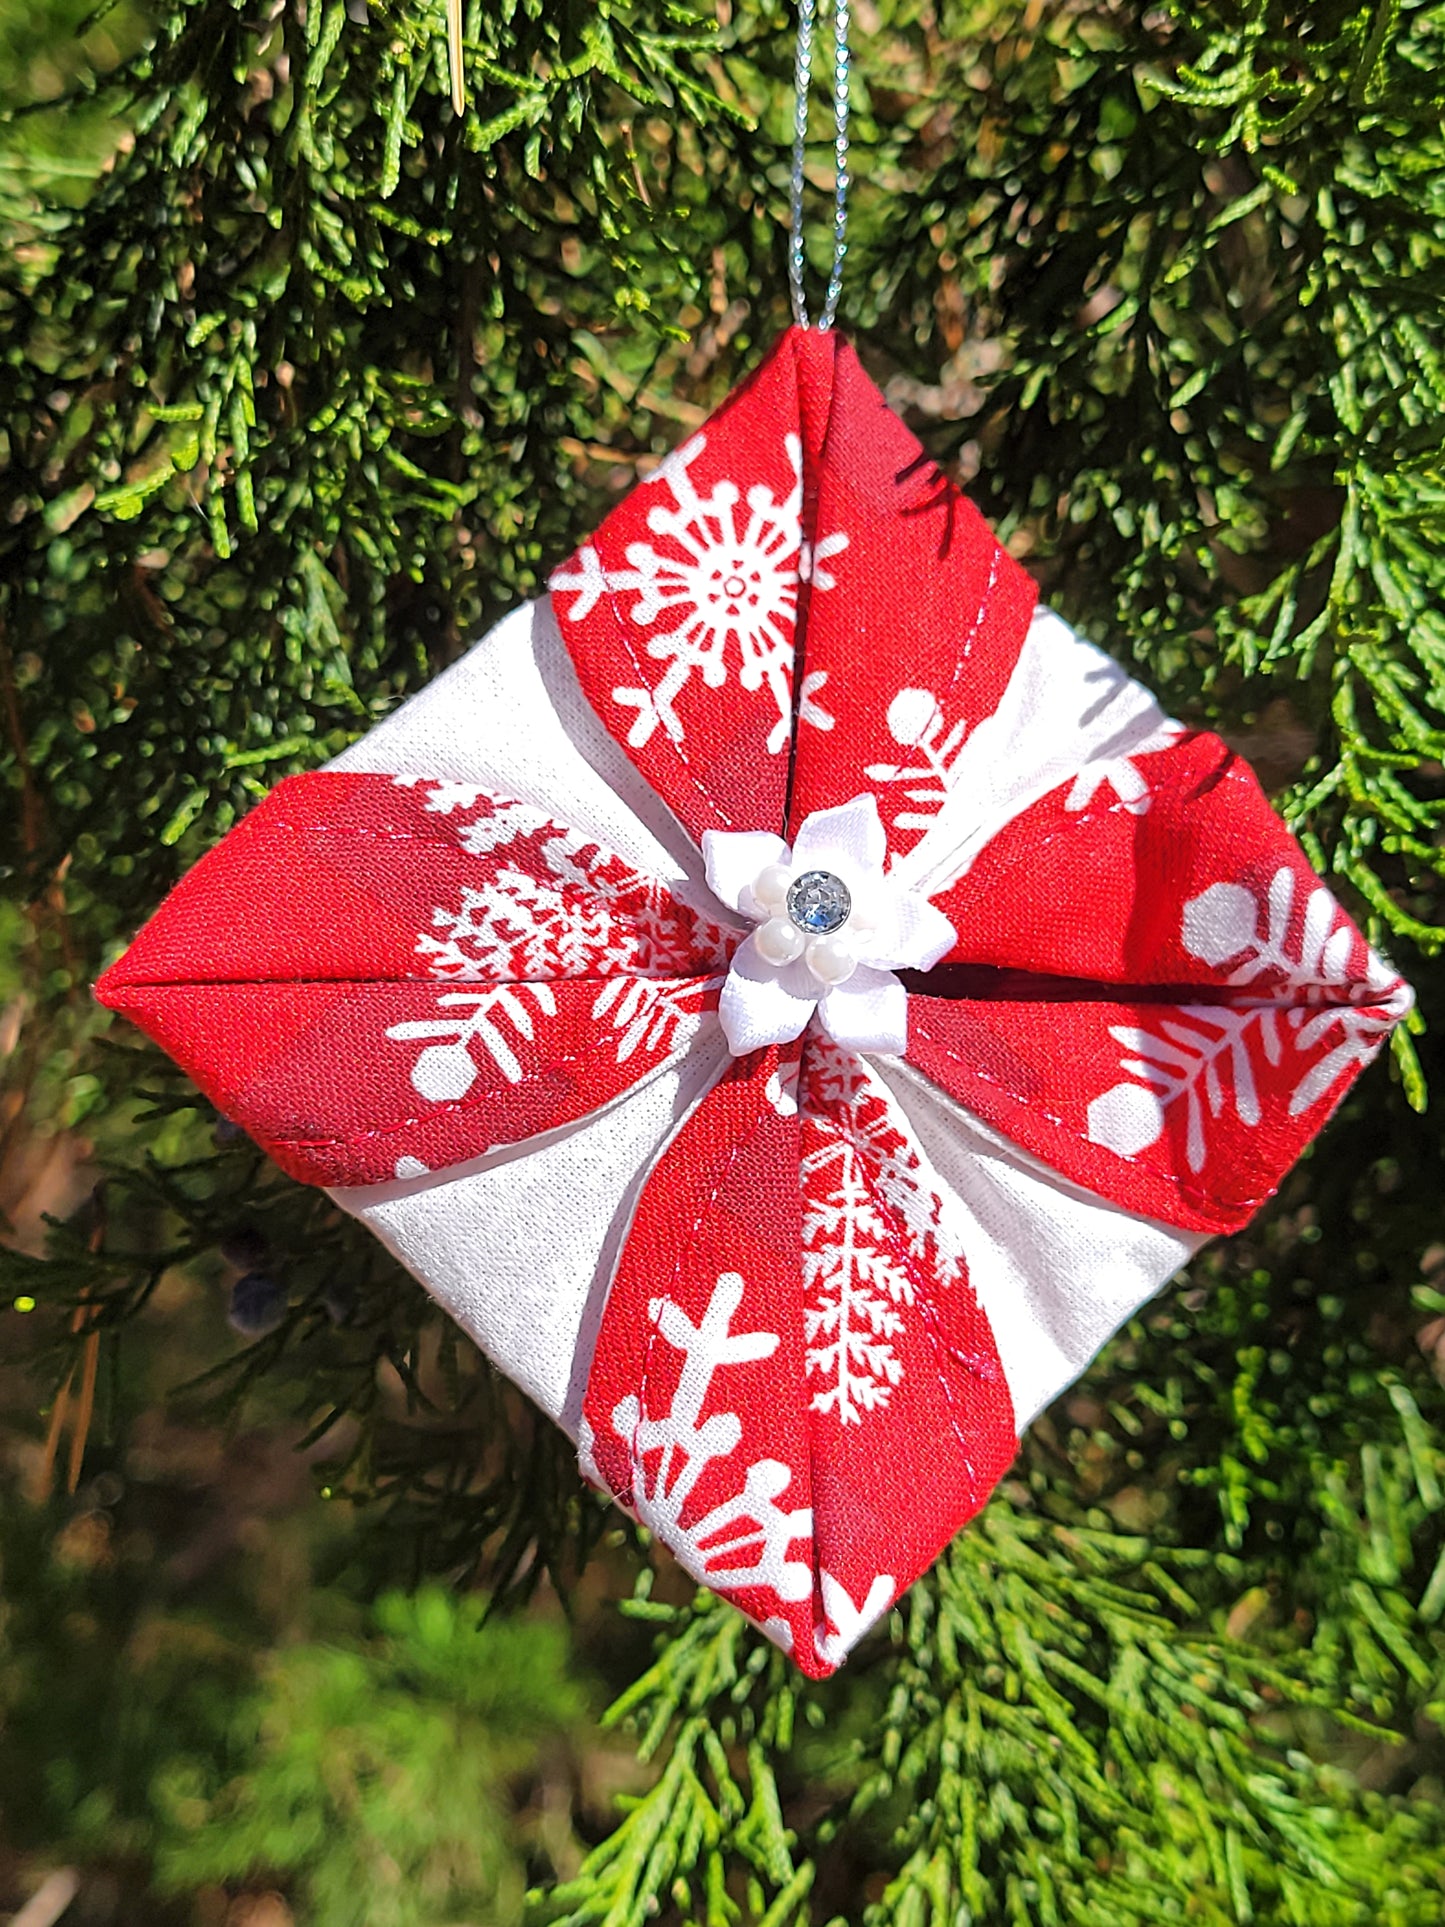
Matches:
[756,1568,896,1667]
[868,689,1182,846]
[585,1271,815,1608]
[802,1043,965,1426]
[814,1572,896,1670]
[392,776,491,817]
[865,685,972,842]
[385,779,725,1097]
[589,974,720,1066]
[550,432,847,755]
[1088,865,1413,1171]
[386,985,557,1100]
[1062,719,1185,815]
[766,1057,801,1118]
[398,783,713,986]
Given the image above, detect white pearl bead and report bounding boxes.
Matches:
[751,863,792,916]
[755,916,806,966]
[805,933,856,985]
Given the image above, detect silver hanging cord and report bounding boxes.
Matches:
[788,0,851,331]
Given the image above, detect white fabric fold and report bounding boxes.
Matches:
[893,606,1176,899]
[719,939,819,1051]
[330,1032,729,1437]
[792,794,887,873]
[871,1056,1203,1427]
[329,594,706,891]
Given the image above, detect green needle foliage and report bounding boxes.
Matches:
[155,1588,583,1927]
[4,1,1445,1923]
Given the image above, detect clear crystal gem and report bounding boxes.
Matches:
[786,870,851,935]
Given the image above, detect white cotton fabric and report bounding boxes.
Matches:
[329,594,706,893]
[894,606,1174,898]
[870,1056,1203,1427]
[331,1033,729,1437]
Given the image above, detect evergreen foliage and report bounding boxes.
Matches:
[4,1,1445,1921]
[0,1500,581,1924]
[155,1587,582,1926]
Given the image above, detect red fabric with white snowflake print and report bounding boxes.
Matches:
[780,331,1037,849]
[550,337,817,845]
[926,731,1323,983]
[901,731,1411,1231]
[104,974,724,1190]
[97,772,733,1186]
[97,324,1413,1678]
[904,974,1400,1236]
[548,328,1037,853]
[582,1035,1014,1678]
[795,1041,1014,1649]
[581,1044,819,1661]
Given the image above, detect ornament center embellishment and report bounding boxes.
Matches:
[786,870,851,935]
[701,794,959,1057]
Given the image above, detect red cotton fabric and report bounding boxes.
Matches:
[97,327,1412,1677]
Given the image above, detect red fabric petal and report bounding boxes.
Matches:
[581,1042,819,1663]
[105,975,721,1190]
[549,328,1036,858]
[797,1041,1016,1647]
[907,736,1409,1231]
[905,983,1402,1236]
[929,732,1322,982]
[550,336,815,845]
[96,771,728,1186]
[782,336,1036,854]
[582,1035,1015,1676]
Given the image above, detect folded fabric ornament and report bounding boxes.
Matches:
[96,328,1412,1676]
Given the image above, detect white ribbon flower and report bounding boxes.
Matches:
[702,794,957,1057]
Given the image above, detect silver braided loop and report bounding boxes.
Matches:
[788,0,851,331]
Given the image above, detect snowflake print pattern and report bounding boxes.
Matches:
[865,685,972,845]
[1063,718,1185,815]
[868,691,1182,850]
[1088,865,1412,1169]
[813,1572,896,1671]
[387,985,557,1098]
[383,780,732,1116]
[590,974,722,1066]
[95,323,1418,1677]
[397,782,730,985]
[582,1270,815,1608]
[801,1041,966,1426]
[550,432,848,755]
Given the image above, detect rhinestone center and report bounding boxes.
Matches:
[786,870,851,935]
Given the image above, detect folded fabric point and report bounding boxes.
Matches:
[96,326,1413,1677]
